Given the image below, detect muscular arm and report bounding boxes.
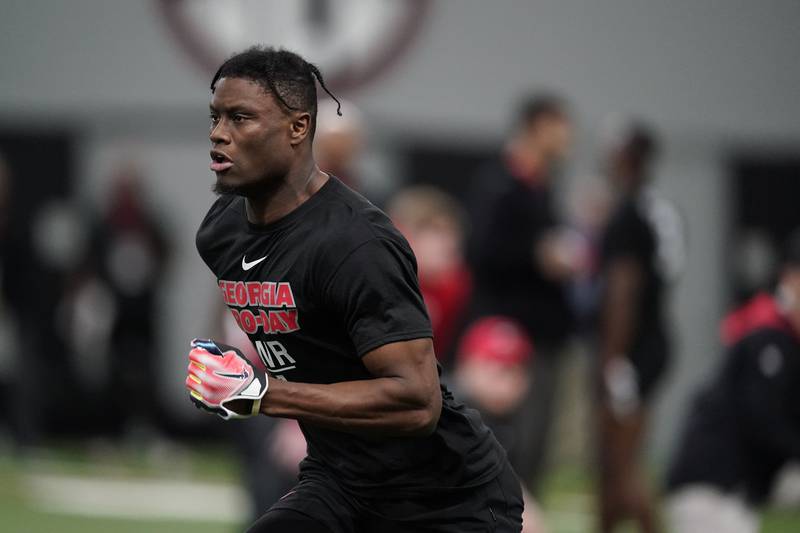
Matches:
[600,257,643,367]
[259,338,442,437]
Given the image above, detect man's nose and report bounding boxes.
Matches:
[210,120,231,145]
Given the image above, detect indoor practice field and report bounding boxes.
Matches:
[2,1,800,532]
[2,442,799,532]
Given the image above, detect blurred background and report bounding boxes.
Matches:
[1,1,799,532]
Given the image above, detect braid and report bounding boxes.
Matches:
[308,63,342,116]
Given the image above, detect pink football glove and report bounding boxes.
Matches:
[185,339,269,420]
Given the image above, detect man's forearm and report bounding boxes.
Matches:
[260,376,442,437]
[600,258,642,364]
[600,295,635,364]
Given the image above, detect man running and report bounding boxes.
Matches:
[186,46,523,533]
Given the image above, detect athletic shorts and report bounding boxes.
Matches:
[629,329,671,400]
[246,460,524,533]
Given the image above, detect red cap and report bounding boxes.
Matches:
[458,316,534,366]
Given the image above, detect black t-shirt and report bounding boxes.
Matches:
[600,196,671,394]
[666,327,800,503]
[196,176,505,497]
[466,161,573,346]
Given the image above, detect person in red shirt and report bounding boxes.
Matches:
[666,231,800,533]
[388,186,472,366]
[455,316,548,533]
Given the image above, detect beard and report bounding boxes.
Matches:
[212,170,285,198]
[211,172,265,197]
[212,178,247,196]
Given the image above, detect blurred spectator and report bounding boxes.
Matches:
[593,118,683,533]
[665,230,800,533]
[58,271,117,417]
[388,186,471,366]
[0,155,19,440]
[0,154,9,251]
[315,99,364,191]
[96,164,169,436]
[466,92,578,493]
[454,316,547,533]
[315,99,395,205]
[12,173,91,443]
[456,317,532,477]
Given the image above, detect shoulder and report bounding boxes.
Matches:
[195,194,242,267]
[314,177,414,265]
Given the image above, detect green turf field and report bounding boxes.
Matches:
[0,443,798,532]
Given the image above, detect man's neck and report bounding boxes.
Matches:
[245,159,329,226]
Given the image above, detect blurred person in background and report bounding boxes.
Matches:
[665,230,800,533]
[455,316,547,533]
[315,98,395,207]
[98,164,169,438]
[466,93,579,494]
[0,155,19,442]
[388,186,472,368]
[0,155,86,447]
[594,119,683,533]
[18,169,93,443]
[314,99,363,191]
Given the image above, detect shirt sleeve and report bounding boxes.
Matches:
[323,238,433,357]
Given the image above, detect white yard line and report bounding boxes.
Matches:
[26,474,248,523]
[24,471,600,531]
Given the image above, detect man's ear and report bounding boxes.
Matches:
[289,112,312,145]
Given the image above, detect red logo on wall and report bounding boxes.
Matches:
[158,0,432,93]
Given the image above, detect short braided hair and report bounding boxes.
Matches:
[211,46,341,137]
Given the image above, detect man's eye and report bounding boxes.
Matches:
[209,114,219,124]
[233,114,246,122]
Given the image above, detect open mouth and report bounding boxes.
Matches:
[210,151,233,172]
